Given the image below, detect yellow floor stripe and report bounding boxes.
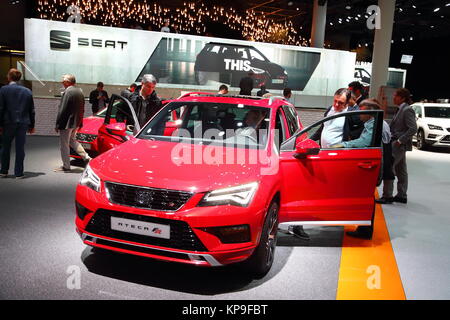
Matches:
[336,192,406,300]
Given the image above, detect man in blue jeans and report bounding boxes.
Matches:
[0,69,35,179]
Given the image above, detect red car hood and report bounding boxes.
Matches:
[80,116,104,135]
[91,138,268,193]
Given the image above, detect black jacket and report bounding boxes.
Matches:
[0,83,35,129]
[129,91,162,127]
[89,89,110,112]
[239,76,254,96]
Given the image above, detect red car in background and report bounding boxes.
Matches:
[72,94,174,160]
[75,93,384,278]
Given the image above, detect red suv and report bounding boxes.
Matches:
[75,93,383,278]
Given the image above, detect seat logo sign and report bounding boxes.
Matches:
[50,30,71,50]
[50,30,128,51]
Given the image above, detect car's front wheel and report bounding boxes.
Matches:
[417,130,428,150]
[243,200,279,279]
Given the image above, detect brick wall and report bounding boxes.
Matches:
[34,97,95,136]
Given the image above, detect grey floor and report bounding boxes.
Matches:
[0,137,343,300]
[379,146,450,300]
[1,137,450,300]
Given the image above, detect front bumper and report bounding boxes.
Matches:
[425,131,450,147]
[77,230,256,266]
[75,184,266,266]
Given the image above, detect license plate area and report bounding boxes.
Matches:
[111,217,170,239]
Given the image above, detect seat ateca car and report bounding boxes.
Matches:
[411,103,450,150]
[194,43,288,90]
[75,93,384,278]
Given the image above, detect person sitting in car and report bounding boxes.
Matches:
[331,99,383,149]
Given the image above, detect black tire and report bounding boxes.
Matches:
[242,201,279,279]
[417,130,427,150]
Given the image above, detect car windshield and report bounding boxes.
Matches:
[425,107,450,119]
[138,102,271,149]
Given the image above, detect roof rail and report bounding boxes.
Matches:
[177,93,267,101]
[178,92,213,99]
[268,96,288,106]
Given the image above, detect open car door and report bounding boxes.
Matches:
[278,110,384,227]
[97,94,140,155]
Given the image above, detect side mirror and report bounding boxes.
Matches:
[294,138,321,159]
[106,123,128,142]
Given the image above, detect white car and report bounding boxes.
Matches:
[411,103,450,150]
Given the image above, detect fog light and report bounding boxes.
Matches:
[203,225,251,244]
[428,134,437,139]
[75,202,91,220]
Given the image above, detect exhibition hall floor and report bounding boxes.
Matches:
[1,137,449,300]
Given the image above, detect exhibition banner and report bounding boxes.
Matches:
[25,18,356,96]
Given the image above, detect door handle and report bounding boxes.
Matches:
[357,161,377,169]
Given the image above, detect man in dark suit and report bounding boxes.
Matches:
[121,83,137,100]
[377,88,417,204]
[55,74,91,173]
[0,69,35,179]
[348,81,367,106]
[89,82,109,114]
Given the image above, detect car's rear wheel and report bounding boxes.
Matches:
[417,130,428,150]
[243,200,279,279]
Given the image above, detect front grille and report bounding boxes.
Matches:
[76,133,98,143]
[441,136,450,143]
[105,182,192,211]
[85,209,207,251]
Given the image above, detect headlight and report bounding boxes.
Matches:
[284,70,288,76]
[80,164,101,192]
[428,124,443,131]
[198,182,259,207]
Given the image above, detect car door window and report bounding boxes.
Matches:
[105,96,138,133]
[275,109,288,149]
[282,106,300,136]
[236,48,249,60]
[281,110,384,151]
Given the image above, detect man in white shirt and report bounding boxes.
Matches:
[321,89,350,148]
